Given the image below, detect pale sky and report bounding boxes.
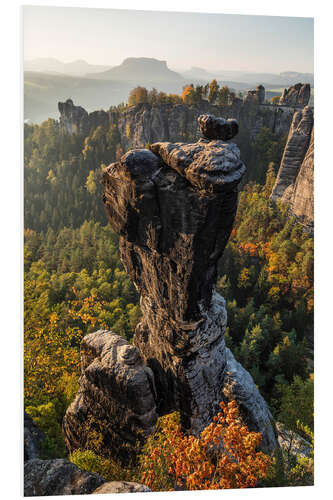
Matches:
[23,6,314,74]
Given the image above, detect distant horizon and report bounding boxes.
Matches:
[23,55,314,77]
[24,7,313,74]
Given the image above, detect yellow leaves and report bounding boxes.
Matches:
[181,85,196,105]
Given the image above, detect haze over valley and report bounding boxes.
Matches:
[24,56,314,123]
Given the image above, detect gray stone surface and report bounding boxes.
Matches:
[102,127,277,451]
[279,83,311,107]
[289,128,314,230]
[64,117,279,465]
[271,106,314,230]
[222,348,277,451]
[58,93,294,149]
[93,481,151,494]
[24,412,45,462]
[24,458,105,496]
[63,331,157,463]
[244,85,265,105]
[198,114,238,140]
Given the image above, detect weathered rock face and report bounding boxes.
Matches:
[64,114,278,465]
[58,99,88,135]
[63,331,157,463]
[289,128,314,229]
[24,459,105,496]
[279,83,311,107]
[198,114,238,140]
[93,481,151,494]
[102,115,275,445]
[58,99,109,136]
[24,412,45,461]
[271,106,314,230]
[58,94,293,149]
[244,85,265,105]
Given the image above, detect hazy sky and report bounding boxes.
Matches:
[23,6,314,74]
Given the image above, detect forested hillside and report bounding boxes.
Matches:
[24,85,287,232]
[24,97,313,486]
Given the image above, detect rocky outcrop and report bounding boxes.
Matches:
[58,99,109,136]
[58,99,88,135]
[63,331,157,463]
[24,459,105,496]
[279,83,311,107]
[271,106,314,230]
[244,85,265,105]
[289,128,314,229]
[66,114,278,460]
[64,114,278,465]
[197,114,238,140]
[24,412,45,461]
[93,481,151,494]
[58,93,293,149]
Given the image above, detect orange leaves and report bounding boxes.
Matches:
[138,400,271,492]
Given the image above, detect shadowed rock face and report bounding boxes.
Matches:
[244,85,265,105]
[198,114,239,140]
[62,331,157,463]
[24,459,105,496]
[24,413,45,461]
[289,128,314,228]
[58,99,109,136]
[271,106,314,230]
[64,114,278,463]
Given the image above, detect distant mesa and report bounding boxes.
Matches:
[86,57,184,82]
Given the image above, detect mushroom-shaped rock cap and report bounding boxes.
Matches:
[198,114,239,141]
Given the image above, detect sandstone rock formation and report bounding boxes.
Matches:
[271,106,314,230]
[289,128,314,229]
[58,99,109,136]
[198,114,238,140]
[63,113,278,463]
[279,83,311,107]
[63,331,157,463]
[244,85,265,105]
[58,92,293,150]
[24,459,105,496]
[93,481,151,494]
[24,412,46,461]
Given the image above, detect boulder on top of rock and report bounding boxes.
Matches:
[197,114,239,140]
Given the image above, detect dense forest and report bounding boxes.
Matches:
[24,90,313,488]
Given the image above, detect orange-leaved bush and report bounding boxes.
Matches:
[138,400,272,491]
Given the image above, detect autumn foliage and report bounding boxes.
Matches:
[138,400,271,491]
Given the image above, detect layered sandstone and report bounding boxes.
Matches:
[244,85,265,105]
[271,106,314,230]
[279,83,311,107]
[58,93,293,149]
[63,114,278,464]
[63,331,157,463]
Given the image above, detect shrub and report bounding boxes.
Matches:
[137,400,271,491]
[69,449,132,482]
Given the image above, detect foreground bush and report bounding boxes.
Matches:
[137,400,272,491]
[69,449,133,482]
